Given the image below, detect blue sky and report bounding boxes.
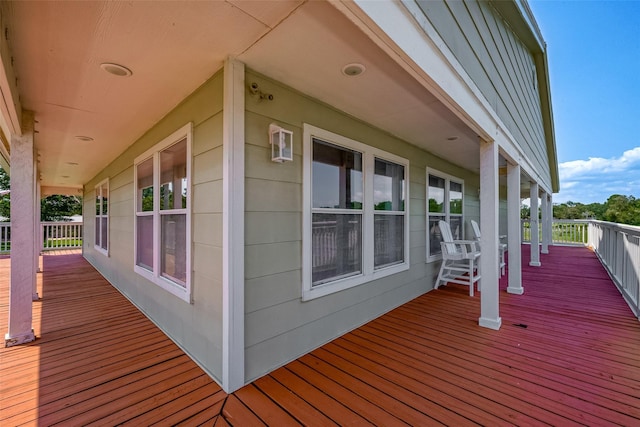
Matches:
[528,0,640,204]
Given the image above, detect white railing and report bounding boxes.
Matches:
[521,218,639,318]
[0,222,10,254]
[521,219,589,245]
[587,221,640,317]
[0,221,83,253]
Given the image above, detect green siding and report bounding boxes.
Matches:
[415,0,551,188]
[83,71,225,384]
[243,70,483,382]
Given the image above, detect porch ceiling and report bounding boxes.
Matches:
[3,0,480,191]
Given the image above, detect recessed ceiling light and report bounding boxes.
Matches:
[100,62,133,77]
[342,63,366,77]
[66,162,79,166]
[447,136,459,141]
[75,136,94,142]
[61,175,70,179]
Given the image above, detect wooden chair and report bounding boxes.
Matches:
[470,219,507,276]
[435,220,481,296]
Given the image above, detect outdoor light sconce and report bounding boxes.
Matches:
[269,123,293,163]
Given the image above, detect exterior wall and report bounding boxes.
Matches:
[83,71,225,384]
[415,0,551,187]
[243,70,481,382]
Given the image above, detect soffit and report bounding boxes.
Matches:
[5,0,481,190]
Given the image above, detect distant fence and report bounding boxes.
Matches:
[0,221,83,254]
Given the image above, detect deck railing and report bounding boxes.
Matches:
[0,221,83,254]
[587,220,640,317]
[521,219,589,245]
[521,218,640,318]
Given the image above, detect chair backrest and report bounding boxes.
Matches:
[438,220,459,255]
[470,219,481,241]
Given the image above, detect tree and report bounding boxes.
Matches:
[0,167,10,220]
[40,195,83,222]
[0,167,82,221]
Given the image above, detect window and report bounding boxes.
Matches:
[95,179,109,255]
[426,168,464,261]
[303,124,409,300]
[134,123,192,302]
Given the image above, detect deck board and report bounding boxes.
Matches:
[1,245,640,425]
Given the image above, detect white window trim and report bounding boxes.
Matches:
[426,167,464,262]
[133,123,193,303]
[94,178,109,256]
[302,124,410,301]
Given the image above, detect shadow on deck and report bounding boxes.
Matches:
[1,246,639,425]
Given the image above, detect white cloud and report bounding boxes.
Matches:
[555,147,640,204]
[559,147,640,180]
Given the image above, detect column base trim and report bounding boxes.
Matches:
[5,330,35,348]
[479,316,502,330]
[507,286,524,295]
[529,261,541,267]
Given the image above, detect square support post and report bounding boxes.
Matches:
[5,111,37,347]
[529,182,541,267]
[222,57,245,393]
[541,191,550,254]
[506,162,523,294]
[479,139,501,330]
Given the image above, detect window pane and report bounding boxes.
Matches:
[450,181,463,214]
[102,186,109,215]
[161,214,187,286]
[95,188,101,215]
[428,175,445,213]
[449,216,463,240]
[160,138,187,210]
[137,158,154,212]
[101,217,108,251]
[136,215,153,271]
[95,220,101,248]
[374,159,404,211]
[428,215,445,257]
[312,139,362,209]
[374,214,404,269]
[312,213,362,285]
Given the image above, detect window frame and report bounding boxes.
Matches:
[94,178,109,256]
[133,123,192,303]
[426,168,464,262]
[303,124,409,301]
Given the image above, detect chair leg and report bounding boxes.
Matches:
[435,261,446,289]
[468,260,474,296]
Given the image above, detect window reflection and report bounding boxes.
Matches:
[312,139,362,209]
[374,159,404,211]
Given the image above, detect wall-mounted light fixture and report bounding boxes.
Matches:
[269,123,293,163]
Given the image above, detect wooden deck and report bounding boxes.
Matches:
[1,245,639,425]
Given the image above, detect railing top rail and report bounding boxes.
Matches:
[589,220,640,235]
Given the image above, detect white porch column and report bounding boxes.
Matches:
[541,191,550,254]
[479,139,501,330]
[506,162,523,294]
[36,180,43,274]
[529,182,541,267]
[5,112,36,347]
[222,57,245,393]
[33,170,40,298]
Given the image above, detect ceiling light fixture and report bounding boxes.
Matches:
[75,136,94,142]
[100,62,133,77]
[342,63,366,77]
[447,136,459,141]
